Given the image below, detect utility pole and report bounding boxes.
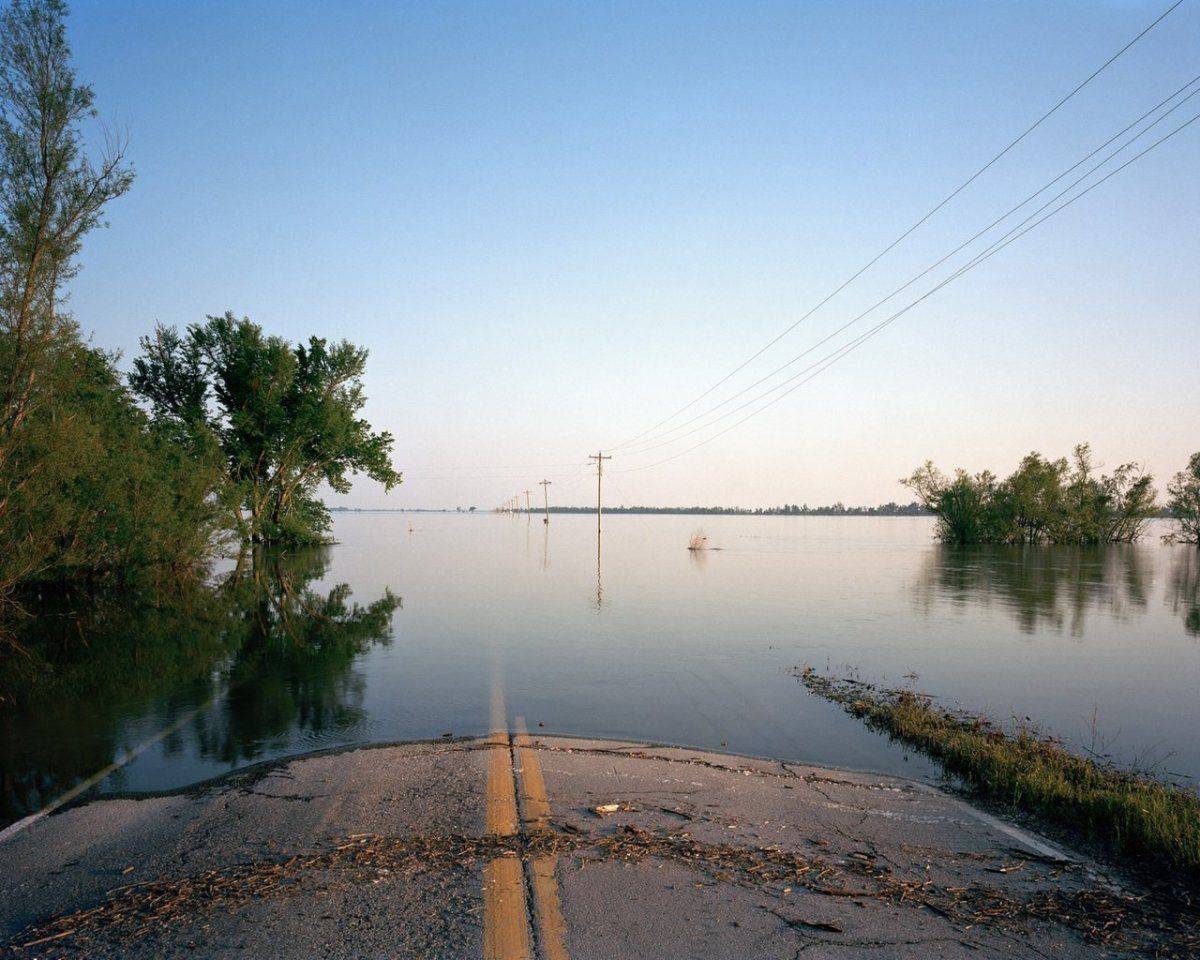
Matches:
[539,479,552,524]
[588,451,611,539]
[524,489,531,514]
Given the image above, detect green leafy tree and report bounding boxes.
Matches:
[0,0,139,606]
[1058,444,1156,544]
[132,313,401,545]
[902,462,1009,544]
[0,0,132,500]
[0,0,217,614]
[996,452,1068,543]
[904,444,1156,545]
[1165,452,1200,545]
[0,329,224,601]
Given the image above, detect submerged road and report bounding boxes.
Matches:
[1,676,1188,958]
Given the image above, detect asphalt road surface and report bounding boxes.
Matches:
[3,717,1188,959]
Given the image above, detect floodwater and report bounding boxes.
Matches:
[2,513,1198,827]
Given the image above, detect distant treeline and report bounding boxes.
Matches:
[530,502,930,516]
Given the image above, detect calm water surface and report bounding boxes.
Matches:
[3,513,1198,825]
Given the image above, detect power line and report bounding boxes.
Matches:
[406,462,591,481]
[614,76,1200,457]
[615,108,1200,474]
[408,460,588,472]
[608,0,1188,452]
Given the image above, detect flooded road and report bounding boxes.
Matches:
[2,513,1198,826]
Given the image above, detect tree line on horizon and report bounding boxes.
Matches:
[0,0,397,616]
[517,501,931,516]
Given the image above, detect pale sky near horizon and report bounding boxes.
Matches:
[65,1,1199,509]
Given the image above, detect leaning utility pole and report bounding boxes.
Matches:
[588,451,612,539]
[539,479,552,524]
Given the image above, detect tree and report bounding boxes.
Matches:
[1165,452,1200,544]
[0,325,224,608]
[0,0,132,495]
[0,1,218,612]
[997,452,1068,543]
[1055,444,1156,544]
[902,462,1008,544]
[903,444,1156,545]
[132,313,401,545]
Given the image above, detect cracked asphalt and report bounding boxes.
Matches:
[0,736,1181,958]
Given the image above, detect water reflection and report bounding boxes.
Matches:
[0,548,398,825]
[191,549,400,765]
[594,527,604,610]
[913,544,1151,635]
[1168,549,1200,637]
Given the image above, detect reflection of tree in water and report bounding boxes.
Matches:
[913,544,1151,636]
[0,549,398,825]
[191,548,399,764]
[1166,549,1200,637]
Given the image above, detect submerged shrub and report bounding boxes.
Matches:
[903,444,1157,545]
[1165,452,1200,544]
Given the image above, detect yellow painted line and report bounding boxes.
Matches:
[515,717,570,960]
[485,732,522,837]
[483,855,532,960]
[483,675,533,960]
[513,718,552,829]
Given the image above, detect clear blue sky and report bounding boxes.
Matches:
[65,1,1199,508]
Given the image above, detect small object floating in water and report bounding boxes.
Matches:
[687,529,722,551]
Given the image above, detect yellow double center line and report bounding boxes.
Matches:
[483,680,569,960]
[514,717,569,960]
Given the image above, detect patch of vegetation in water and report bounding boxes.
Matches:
[797,668,1200,883]
[902,443,1162,545]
